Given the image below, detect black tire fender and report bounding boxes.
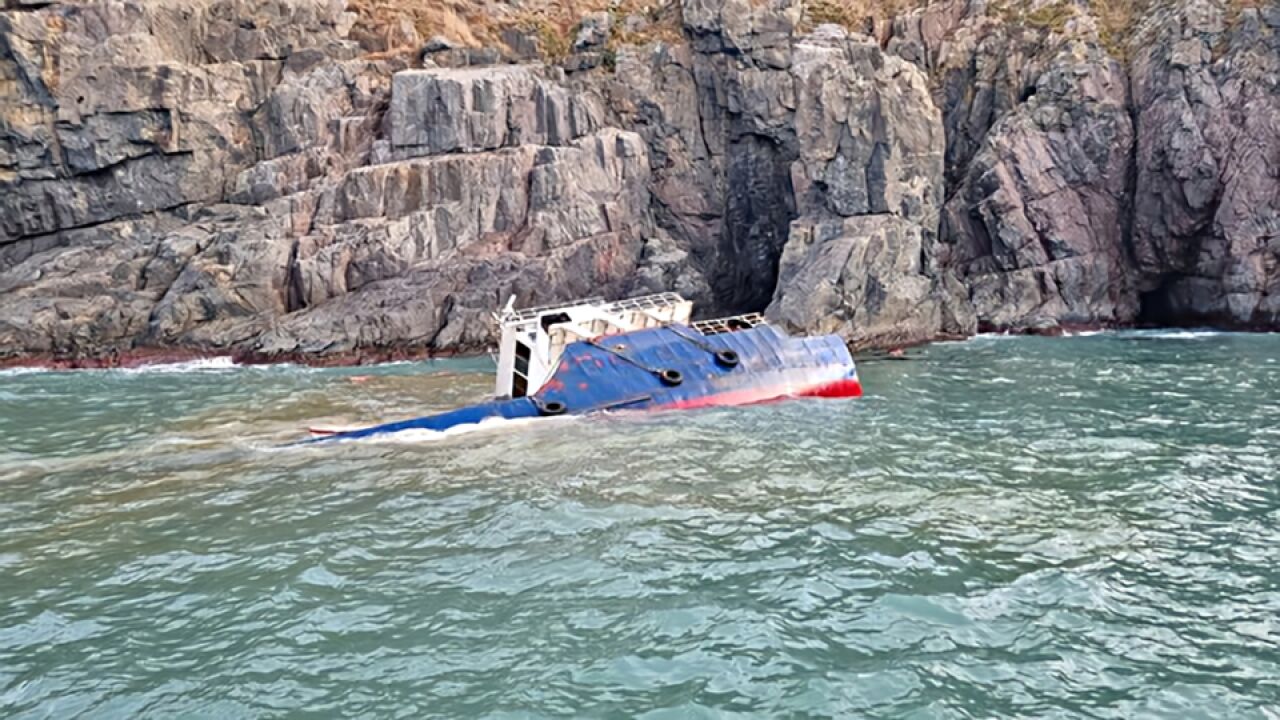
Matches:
[715,349,740,368]
[658,369,683,386]
[537,399,567,416]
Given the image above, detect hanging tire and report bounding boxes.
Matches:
[715,349,740,368]
[658,368,683,386]
[538,400,567,416]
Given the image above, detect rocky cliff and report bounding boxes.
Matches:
[0,0,1276,365]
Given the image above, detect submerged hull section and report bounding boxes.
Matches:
[307,324,860,442]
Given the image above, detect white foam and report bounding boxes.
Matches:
[361,414,575,444]
[112,357,240,373]
[0,366,46,376]
[0,356,245,375]
[1118,329,1225,340]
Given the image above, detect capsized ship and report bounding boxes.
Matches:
[304,293,861,442]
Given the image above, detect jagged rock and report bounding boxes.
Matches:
[770,216,975,348]
[428,46,505,68]
[2,0,1278,365]
[563,51,606,73]
[573,11,612,51]
[1128,0,1280,326]
[388,66,603,157]
[248,229,648,358]
[789,26,943,225]
[499,26,543,62]
[249,128,653,356]
[423,35,458,54]
[294,129,653,309]
[767,26,972,347]
[889,0,1062,193]
[593,43,723,310]
[941,40,1138,330]
[598,11,962,334]
[628,231,716,301]
[0,0,359,244]
[0,213,195,355]
[0,0,651,361]
[682,0,801,61]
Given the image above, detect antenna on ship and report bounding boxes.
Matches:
[493,295,517,325]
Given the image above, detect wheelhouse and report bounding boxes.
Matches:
[493,293,695,398]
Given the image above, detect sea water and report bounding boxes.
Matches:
[1,331,1277,717]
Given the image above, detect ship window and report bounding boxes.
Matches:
[512,340,531,397]
[514,341,530,376]
[540,312,571,331]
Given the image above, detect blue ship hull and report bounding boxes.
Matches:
[304,323,860,443]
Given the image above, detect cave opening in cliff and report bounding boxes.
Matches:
[1137,278,1185,328]
[1138,286,1173,327]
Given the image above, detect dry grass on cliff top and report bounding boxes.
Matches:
[347,0,930,56]
[346,0,491,47]
[800,0,924,34]
[347,0,684,54]
[348,0,1254,63]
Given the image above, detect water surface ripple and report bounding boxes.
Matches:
[1,332,1277,718]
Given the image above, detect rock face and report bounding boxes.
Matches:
[0,0,655,360]
[940,40,1138,330]
[0,0,360,242]
[888,0,1058,194]
[251,128,653,356]
[1128,0,1280,327]
[386,66,603,157]
[767,27,975,349]
[1,0,1277,364]
[598,9,970,348]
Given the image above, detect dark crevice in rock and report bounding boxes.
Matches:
[0,202,198,250]
[715,131,796,313]
[284,236,304,313]
[1117,67,1143,288]
[2,2,56,11]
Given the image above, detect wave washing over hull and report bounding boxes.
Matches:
[293,415,582,447]
[1,333,1278,718]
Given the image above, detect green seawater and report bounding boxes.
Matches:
[1,331,1278,718]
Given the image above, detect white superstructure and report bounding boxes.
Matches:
[493,293,694,398]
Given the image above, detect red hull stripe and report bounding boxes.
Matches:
[796,378,864,399]
[654,377,863,410]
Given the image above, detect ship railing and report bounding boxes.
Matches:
[692,313,767,335]
[495,293,688,327]
[495,296,606,325]
[601,292,687,314]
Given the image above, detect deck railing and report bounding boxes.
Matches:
[497,293,688,326]
[692,313,767,335]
